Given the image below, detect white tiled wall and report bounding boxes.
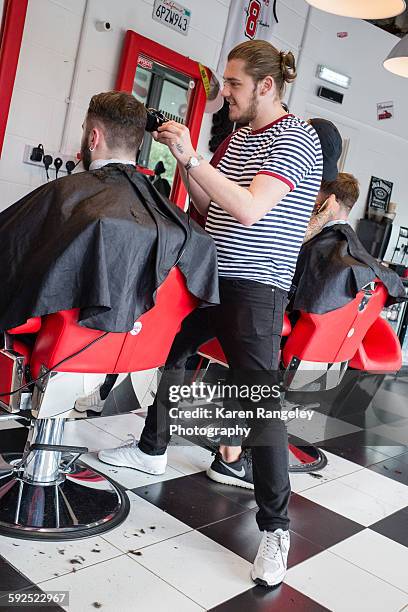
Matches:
[0,0,231,211]
[288,5,408,250]
[0,0,85,205]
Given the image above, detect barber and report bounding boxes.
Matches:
[99,39,323,587]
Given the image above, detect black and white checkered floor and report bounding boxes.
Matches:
[1,374,408,612]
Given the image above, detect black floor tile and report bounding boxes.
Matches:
[188,470,258,510]
[341,406,404,428]
[367,444,408,459]
[367,456,408,486]
[288,493,364,549]
[381,374,408,396]
[200,508,324,567]
[315,430,405,466]
[370,507,408,548]
[0,588,64,612]
[0,427,28,453]
[131,474,248,529]
[0,556,33,593]
[389,450,408,465]
[0,557,64,610]
[209,583,329,612]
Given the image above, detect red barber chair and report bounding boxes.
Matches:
[196,280,402,472]
[0,267,198,540]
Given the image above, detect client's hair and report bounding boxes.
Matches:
[320,172,360,211]
[86,91,147,156]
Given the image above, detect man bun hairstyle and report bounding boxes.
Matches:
[321,172,360,211]
[87,91,147,157]
[279,50,297,84]
[228,39,297,98]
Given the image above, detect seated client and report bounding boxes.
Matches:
[292,172,405,313]
[0,91,219,334]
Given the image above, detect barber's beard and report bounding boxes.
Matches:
[232,88,259,125]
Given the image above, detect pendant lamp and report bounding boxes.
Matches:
[384,34,408,77]
[306,0,406,19]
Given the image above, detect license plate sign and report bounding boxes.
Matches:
[152,0,191,36]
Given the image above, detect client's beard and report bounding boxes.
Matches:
[80,140,92,171]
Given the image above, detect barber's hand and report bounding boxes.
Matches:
[154,121,196,164]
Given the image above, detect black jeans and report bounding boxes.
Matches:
[139,277,291,532]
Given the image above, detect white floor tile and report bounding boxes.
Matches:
[289,450,364,493]
[0,534,121,583]
[167,436,213,475]
[299,478,400,526]
[100,491,191,552]
[330,529,408,594]
[89,413,145,441]
[80,451,184,489]
[39,555,203,612]
[287,412,361,443]
[339,468,408,513]
[132,530,252,609]
[285,550,408,612]
[62,420,123,452]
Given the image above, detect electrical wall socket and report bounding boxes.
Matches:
[22,144,78,174]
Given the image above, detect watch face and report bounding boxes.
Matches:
[190,157,199,167]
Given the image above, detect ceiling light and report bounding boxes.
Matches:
[317,65,351,88]
[306,0,406,19]
[384,34,408,77]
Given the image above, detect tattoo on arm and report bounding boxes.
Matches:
[175,144,184,154]
[303,209,335,243]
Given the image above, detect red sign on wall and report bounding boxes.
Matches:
[377,101,394,121]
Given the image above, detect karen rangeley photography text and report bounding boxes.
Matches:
[166,382,315,439]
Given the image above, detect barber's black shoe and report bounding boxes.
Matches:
[207,450,254,490]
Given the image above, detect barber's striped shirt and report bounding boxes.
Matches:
[206,114,323,291]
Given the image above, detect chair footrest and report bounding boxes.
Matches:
[29,443,89,454]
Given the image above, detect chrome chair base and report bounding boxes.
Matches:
[0,454,129,541]
[288,439,327,472]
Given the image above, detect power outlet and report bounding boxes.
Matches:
[22,145,78,174]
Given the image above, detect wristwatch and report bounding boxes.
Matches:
[184,155,202,172]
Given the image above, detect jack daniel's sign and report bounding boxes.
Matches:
[367,176,393,213]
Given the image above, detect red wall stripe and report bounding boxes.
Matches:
[0,0,28,157]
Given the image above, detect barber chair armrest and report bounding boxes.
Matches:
[349,317,402,372]
[282,313,292,337]
[8,317,42,334]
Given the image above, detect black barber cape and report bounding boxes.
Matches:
[0,164,219,332]
[291,223,406,313]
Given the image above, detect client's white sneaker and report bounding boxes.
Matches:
[98,435,167,475]
[251,529,290,587]
[74,385,105,413]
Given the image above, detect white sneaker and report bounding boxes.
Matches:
[251,529,290,587]
[98,435,167,475]
[74,385,105,413]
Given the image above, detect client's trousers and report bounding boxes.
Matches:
[139,277,291,532]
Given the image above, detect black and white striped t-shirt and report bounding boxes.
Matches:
[206,114,323,291]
